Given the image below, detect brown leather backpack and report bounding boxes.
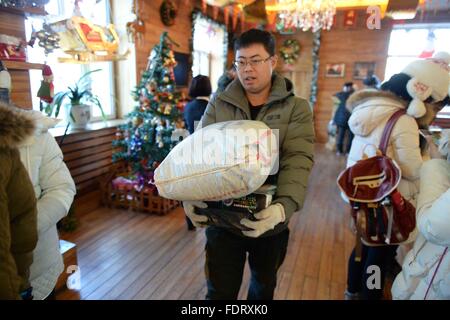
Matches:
[337,110,416,250]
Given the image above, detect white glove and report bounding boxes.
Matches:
[183,201,209,228]
[240,203,286,238]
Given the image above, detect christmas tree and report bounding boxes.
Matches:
[112,32,187,185]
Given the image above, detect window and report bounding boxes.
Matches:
[26,0,116,124]
[192,14,227,93]
[385,24,450,114]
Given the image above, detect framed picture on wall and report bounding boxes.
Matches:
[353,61,376,79]
[343,10,357,27]
[325,63,345,77]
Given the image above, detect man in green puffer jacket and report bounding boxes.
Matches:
[183,29,315,300]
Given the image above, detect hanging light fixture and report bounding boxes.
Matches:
[266,0,336,32]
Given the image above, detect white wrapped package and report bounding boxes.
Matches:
[154,120,279,201]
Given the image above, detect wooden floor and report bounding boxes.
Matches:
[57,144,354,300]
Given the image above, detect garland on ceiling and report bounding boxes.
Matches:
[0,0,49,9]
[309,30,321,109]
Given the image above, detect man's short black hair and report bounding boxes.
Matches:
[189,75,212,98]
[234,28,275,57]
[344,82,354,87]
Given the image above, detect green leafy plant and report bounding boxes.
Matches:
[58,203,78,232]
[45,69,106,121]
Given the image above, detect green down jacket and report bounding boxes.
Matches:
[198,73,315,237]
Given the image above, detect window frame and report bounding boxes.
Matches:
[26,0,117,125]
[191,12,227,93]
[385,23,450,127]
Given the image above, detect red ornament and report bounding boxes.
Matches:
[224,7,230,28]
[212,6,219,20]
[201,0,207,14]
[232,7,239,31]
[37,64,54,103]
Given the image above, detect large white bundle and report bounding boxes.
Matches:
[154,120,279,201]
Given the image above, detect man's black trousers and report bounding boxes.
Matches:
[205,226,289,300]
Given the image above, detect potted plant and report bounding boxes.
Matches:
[48,69,106,129]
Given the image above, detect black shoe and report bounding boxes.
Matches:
[186,216,196,230]
[344,290,361,300]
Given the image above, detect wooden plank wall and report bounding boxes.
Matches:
[0,9,33,109]
[55,128,117,216]
[135,0,195,82]
[133,4,390,144]
[275,31,314,101]
[314,10,393,143]
[135,0,242,84]
[313,9,449,143]
[275,32,314,72]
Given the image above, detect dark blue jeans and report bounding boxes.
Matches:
[347,244,398,300]
[205,226,289,300]
[336,124,354,154]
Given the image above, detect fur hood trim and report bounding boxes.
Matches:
[0,101,36,149]
[346,89,408,113]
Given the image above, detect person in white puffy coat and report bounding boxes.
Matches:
[18,111,76,300]
[346,88,423,206]
[392,131,450,300]
[344,52,450,300]
[344,83,423,300]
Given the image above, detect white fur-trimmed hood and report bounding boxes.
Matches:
[347,90,408,137]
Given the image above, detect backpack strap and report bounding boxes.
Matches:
[424,247,448,300]
[378,109,407,155]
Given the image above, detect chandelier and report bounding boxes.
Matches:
[268,0,337,33]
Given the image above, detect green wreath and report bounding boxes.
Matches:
[280,39,301,66]
[160,0,178,26]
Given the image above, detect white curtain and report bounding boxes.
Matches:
[192,15,226,92]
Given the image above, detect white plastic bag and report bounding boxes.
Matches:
[154,120,279,201]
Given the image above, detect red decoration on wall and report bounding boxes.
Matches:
[202,0,207,14]
[212,6,219,20]
[224,7,230,28]
[267,11,277,25]
[232,7,239,31]
[344,10,356,27]
[419,30,435,58]
[265,23,276,32]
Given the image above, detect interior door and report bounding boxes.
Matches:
[280,67,312,102]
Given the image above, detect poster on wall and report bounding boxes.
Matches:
[353,61,376,79]
[325,63,345,77]
[343,10,356,27]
